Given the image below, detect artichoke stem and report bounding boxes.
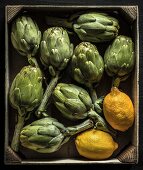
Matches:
[94,96,104,114]
[36,72,59,118]
[66,119,94,136]
[27,54,39,67]
[11,112,26,152]
[112,77,121,88]
[88,109,117,137]
[45,16,73,29]
[89,84,97,103]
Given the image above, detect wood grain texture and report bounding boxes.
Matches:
[120,6,137,23]
[7,6,23,22]
[117,145,137,163]
[5,146,22,164]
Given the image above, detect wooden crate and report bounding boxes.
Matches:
[5,5,139,165]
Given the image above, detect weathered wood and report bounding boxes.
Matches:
[117,145,137,163]
[120,6,137,23]
[7,6,23,22]
[5,146,22,164]
[131,19,139,148]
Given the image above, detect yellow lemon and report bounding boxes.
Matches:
[103,87,134,132]
[75,129,118,160]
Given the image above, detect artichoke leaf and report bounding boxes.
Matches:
[55,102,75,120]
[65,99,87,113]
[38,125,61,136]
[53,89,66,103]
[60,86,79,99]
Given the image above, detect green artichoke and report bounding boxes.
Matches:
[46,12,119,43]
[73,12,119,43]
[20,117,94,153]
[36,27,73,118]
[71,42,104,109]
[9,66,43,152]
[72,42,104,86]
[11,16,41,66]
[53,83,116,136]
[53,83,92,120]
[40,27,73,76]
[104,35,135,87]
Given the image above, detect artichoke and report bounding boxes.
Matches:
[40,27,73,75]
[104,35,135,87]
[46,12,119,42]
[36,27,73,118]
[71,42,104,111]
[72,42,104,86]
[53,83,116,136]
[11,16,41,66]
[20,117,94,153]
[9,66,43,152]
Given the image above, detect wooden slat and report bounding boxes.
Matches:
[120,6,137,23]
[7,6,23,22]
[117,145,137,163]
[5,146,22,164]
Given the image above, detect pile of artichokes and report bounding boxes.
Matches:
[9,10,135,160]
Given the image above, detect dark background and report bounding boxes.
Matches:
[0,0,142,169]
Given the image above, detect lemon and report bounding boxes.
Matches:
[75,129,118,160]
[103,87,134,132]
